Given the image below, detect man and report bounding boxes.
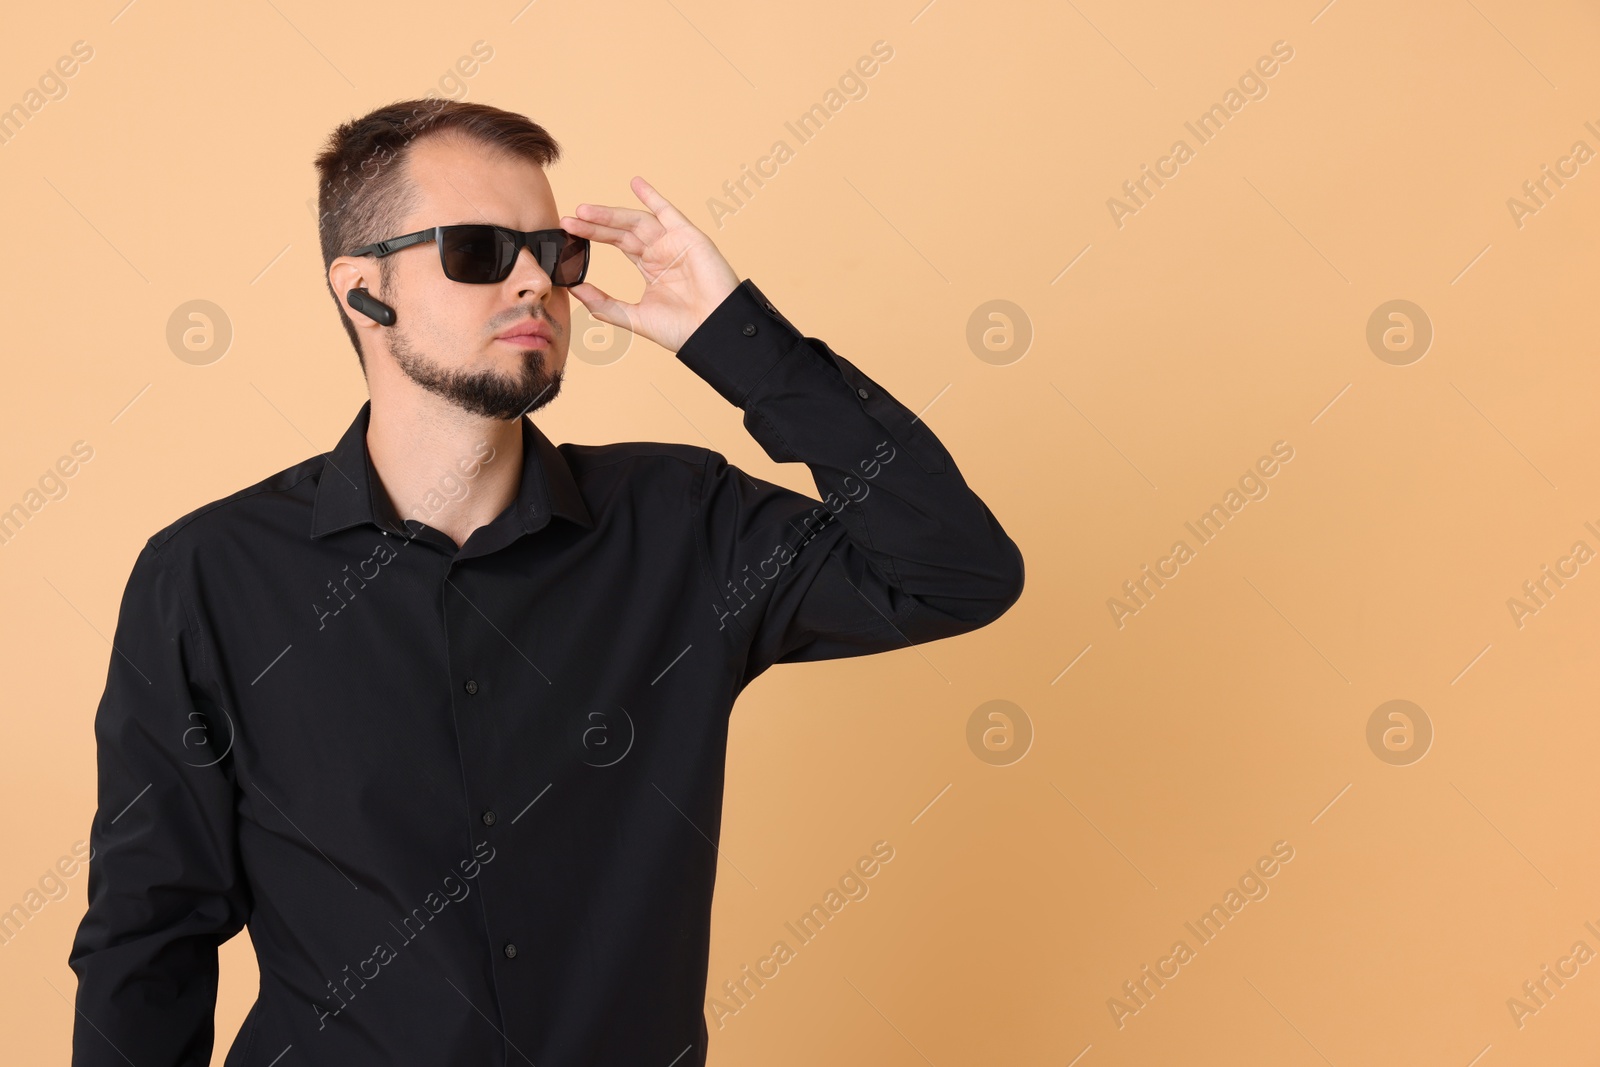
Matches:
[69,99,1023,1065]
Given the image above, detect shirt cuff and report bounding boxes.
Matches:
[675,278,808,407]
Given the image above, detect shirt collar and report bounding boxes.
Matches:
[310,399,593,543]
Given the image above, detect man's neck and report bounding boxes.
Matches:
[365,397,525,550]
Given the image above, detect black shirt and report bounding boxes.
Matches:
[68,278,1024,1066]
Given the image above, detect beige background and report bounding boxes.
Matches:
[3,0,1598,1063]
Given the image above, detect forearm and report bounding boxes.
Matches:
[678,279,1025,625]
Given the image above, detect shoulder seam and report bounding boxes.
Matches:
[564,444,712,477]
[149,462,322,550]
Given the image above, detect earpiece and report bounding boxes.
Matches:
[346,287,396,327]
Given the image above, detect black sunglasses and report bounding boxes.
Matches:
[347,224,590,287]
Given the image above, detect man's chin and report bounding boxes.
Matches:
[393,341,562,419]
[506,372,563,420]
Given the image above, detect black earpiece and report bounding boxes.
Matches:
[346,287,396,327]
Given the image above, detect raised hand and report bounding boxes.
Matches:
[560,176,740,353]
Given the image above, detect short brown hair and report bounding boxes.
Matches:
[312,99,561,372]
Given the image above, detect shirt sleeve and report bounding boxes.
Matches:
[681,278,1026,686]
[68,540,251,1067]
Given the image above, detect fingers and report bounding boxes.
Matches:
[572,202,662,240]
[566,177,694,238]
[561,215,645,258]
[630,176,692,229]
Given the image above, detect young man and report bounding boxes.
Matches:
[68,99,1023,1066]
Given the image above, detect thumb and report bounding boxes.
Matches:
[569,282,634,334]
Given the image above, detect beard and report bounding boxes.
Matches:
[390,324,564,421]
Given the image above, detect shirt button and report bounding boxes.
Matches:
[857,387,870,399]
[481,809,496,826]
[741,323,757,337]
[464,679,479,695]
[503,942,518,959]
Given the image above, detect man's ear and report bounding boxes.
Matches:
[329,256,374,307]
[330,256,392,327]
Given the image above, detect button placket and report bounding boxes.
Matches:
[442,567,524,990]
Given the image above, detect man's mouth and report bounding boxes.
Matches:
[496,320,553,348]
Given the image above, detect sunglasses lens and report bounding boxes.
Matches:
[551,234,588,286]
[438,227,588,285]
[440,225,512,283]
